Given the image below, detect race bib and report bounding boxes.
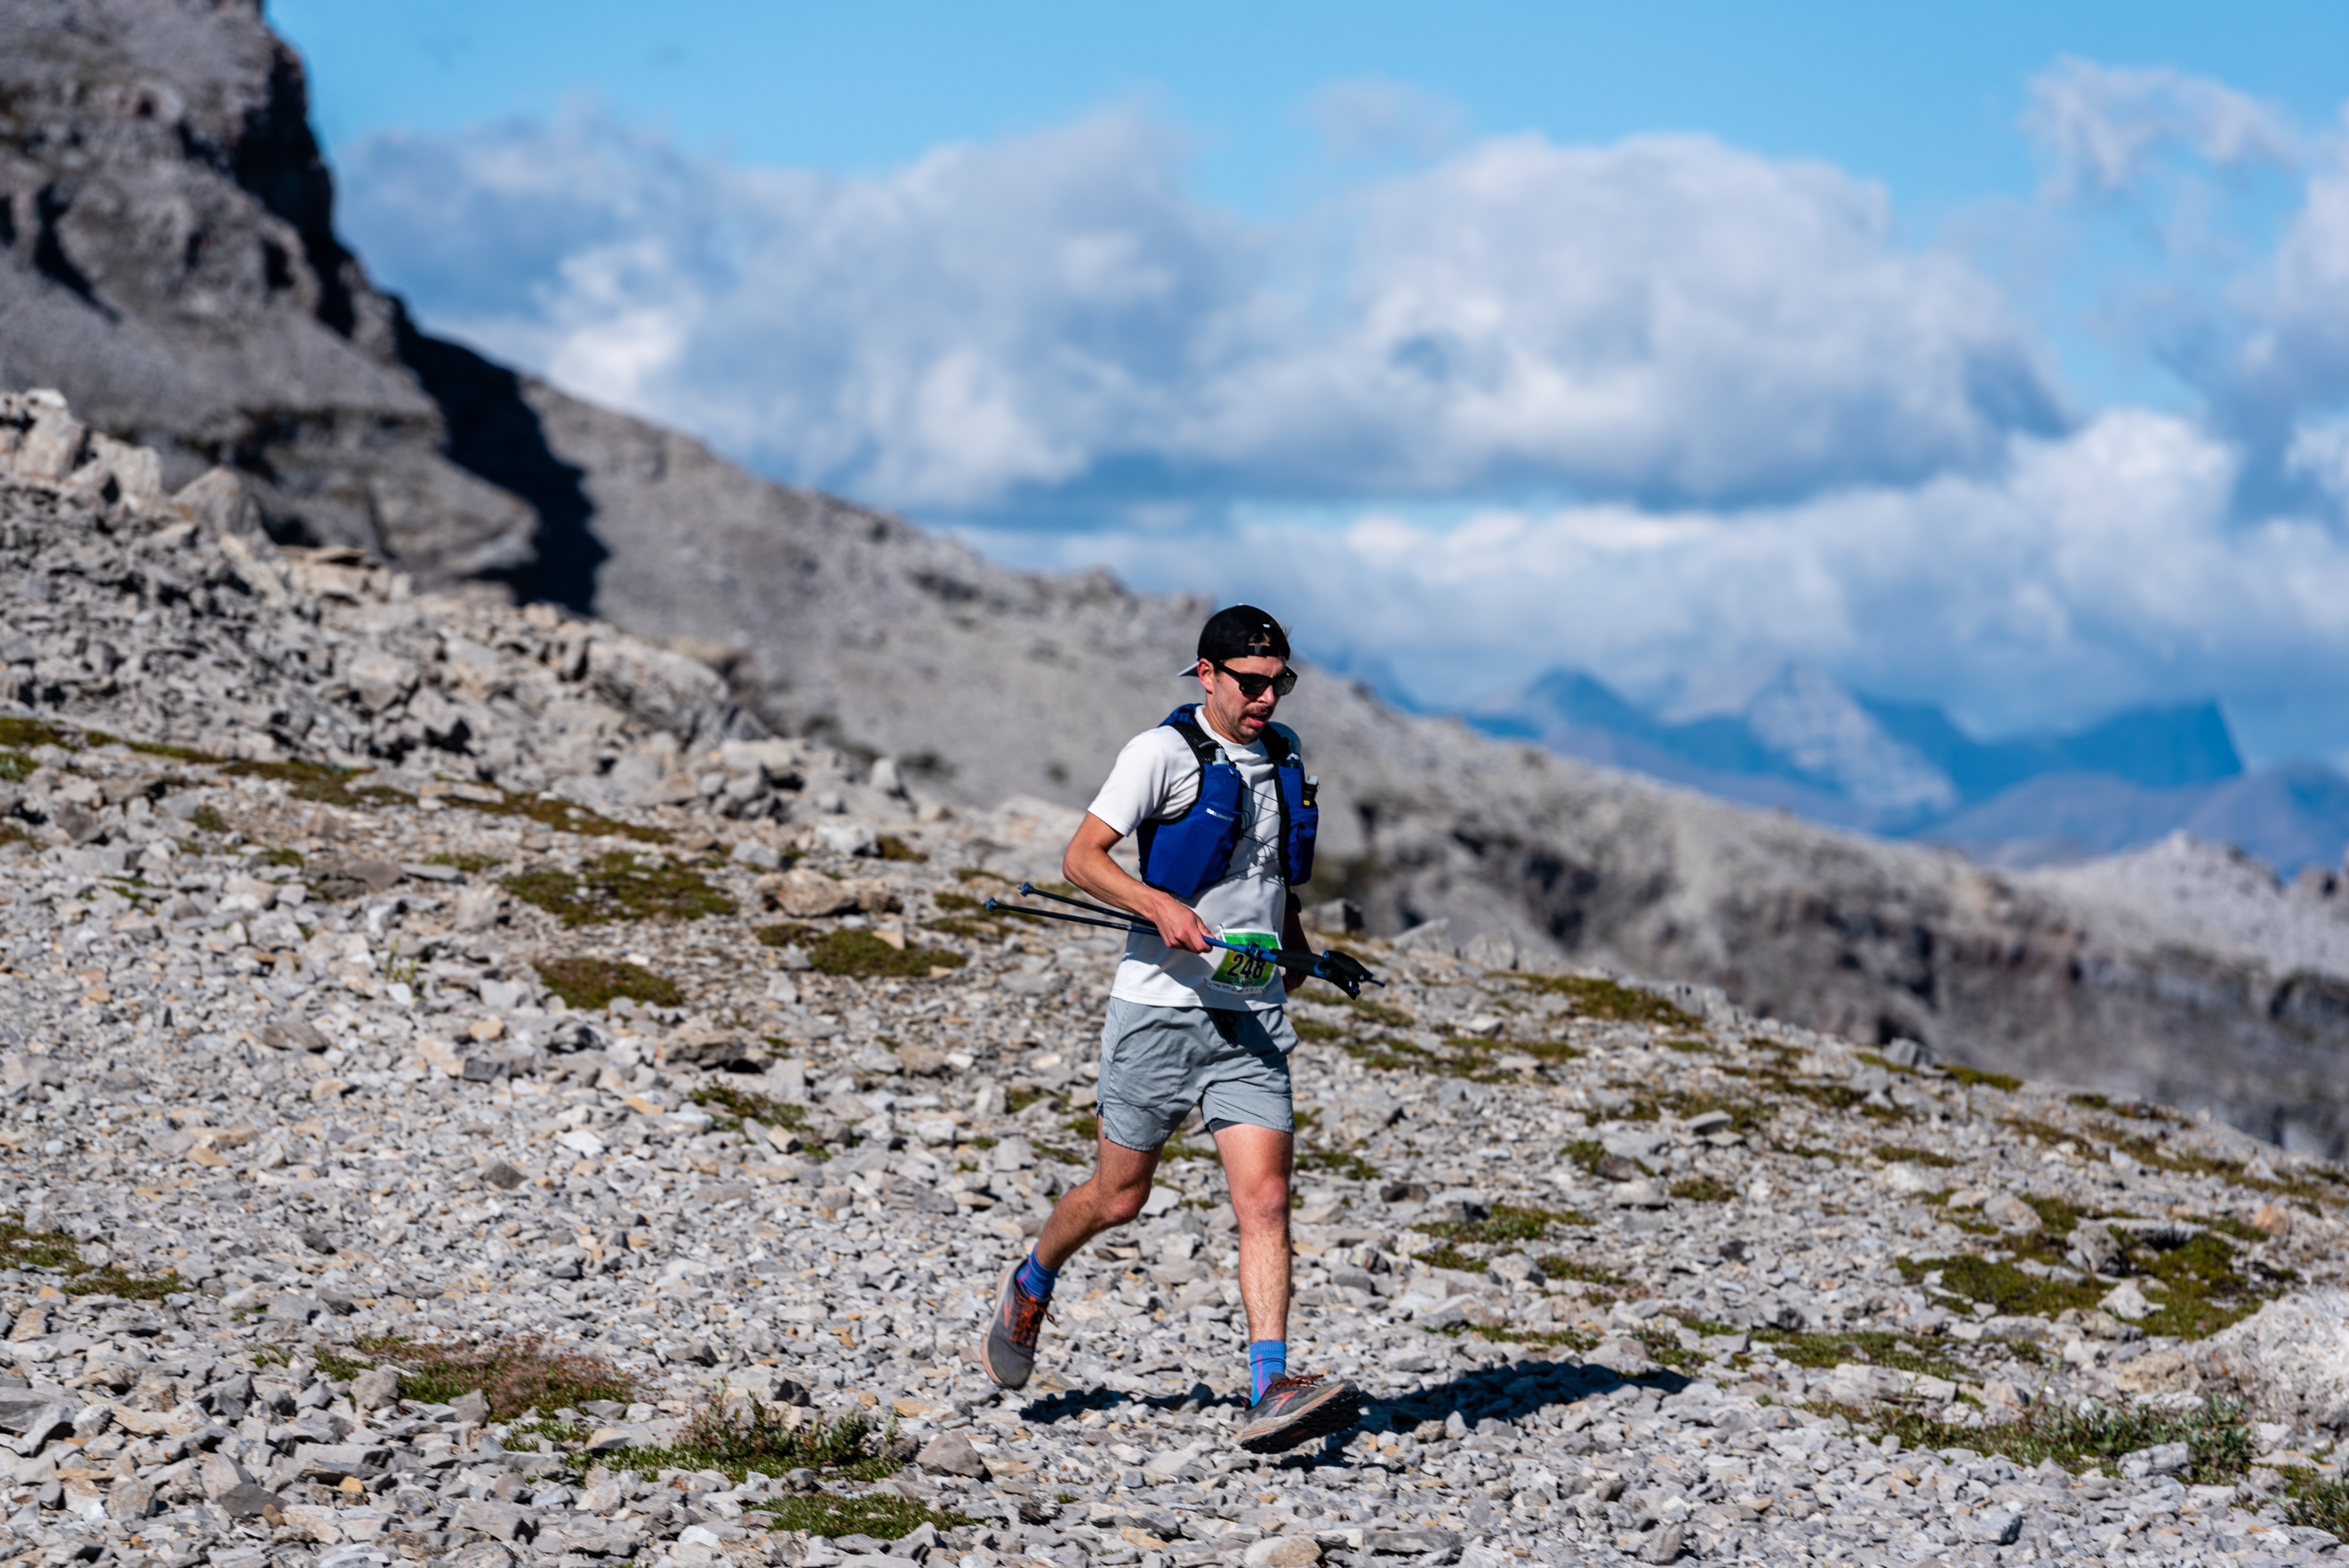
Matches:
[1205,929,1280,995]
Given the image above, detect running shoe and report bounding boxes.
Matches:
[1236,1372,1362,1453]
[977,1258,1050,1389]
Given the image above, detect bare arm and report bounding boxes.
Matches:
[1062,812,1215,953]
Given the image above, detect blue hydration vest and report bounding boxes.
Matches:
[1135,706,1319,903]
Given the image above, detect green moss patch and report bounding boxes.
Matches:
[0,718,80,751]
[445,785,670,844]
[805,928,967,979]
[756,1493,969,1539]
[1533,1257,1629,1289]
[536,957,683,1011]
[1413,1203,1592,1271]
[1756,1327,1963,1380]
[217,757,415,809]
[1872,1144,1957,1168]
[1520,974,1697,1027]
[503,853,734,925]
[1944,1063,2024,1093]
[0,1213,178,1298]
[1299,1146,1381,1180]
[1899,1254,2106,1320]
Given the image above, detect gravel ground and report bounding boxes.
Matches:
[0,396,2345,1568]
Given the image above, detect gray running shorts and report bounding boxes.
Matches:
[1095,997,1297,1152]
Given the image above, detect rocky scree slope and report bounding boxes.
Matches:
[0,405,2346,1565]
[11,0,2349,1153]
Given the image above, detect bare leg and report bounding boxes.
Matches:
[1214,1123,1294,1343]
[1033,1136,1162,1271]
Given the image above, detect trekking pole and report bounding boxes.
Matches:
[1017,882,1140,921]
[989,887,1386,996]
[983,898,1155,938]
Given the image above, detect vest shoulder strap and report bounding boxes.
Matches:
[1164,706,1226,768]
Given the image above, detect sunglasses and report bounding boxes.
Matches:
[1213,662,1298,698]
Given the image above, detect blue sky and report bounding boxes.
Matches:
[272,2,2349,766]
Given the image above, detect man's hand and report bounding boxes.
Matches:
[1294,948,1377,998]
[1142,889,1214,954]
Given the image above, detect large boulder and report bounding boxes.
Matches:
[2117,1290,2349,1429]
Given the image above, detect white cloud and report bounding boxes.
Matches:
[2024,57,2297,198]
[979,411,2349,748]
[335,79,2349,760]
[340,104,2063,513]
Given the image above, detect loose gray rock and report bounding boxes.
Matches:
[914,1431,988,1479]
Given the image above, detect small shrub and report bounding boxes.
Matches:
[1836,1397,2252,1486]
[875,836,926,862]
[692,1082,811,1131]
[348,1332,633,1418]
[1669,1176,1738,1203]
[426,851,503,873]
[503,853,734,925]
[2284,1473,2349,1537]
[536,957,683,1011]
[1561,1139,1611,1174]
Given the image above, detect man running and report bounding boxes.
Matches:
[977,605,1363,1454]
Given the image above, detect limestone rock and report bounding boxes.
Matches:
[351,1367,401,1411]
[2187,1289,2349,1430]
[914,1431,988,1479]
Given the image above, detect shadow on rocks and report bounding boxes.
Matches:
[1374,1352,1693,1432]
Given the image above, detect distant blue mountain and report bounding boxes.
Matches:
[1857,695,2243,798]
[1467,665,2349,875]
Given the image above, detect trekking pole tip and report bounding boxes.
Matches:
[983,898,1002,912]
[1018,881,1037,896]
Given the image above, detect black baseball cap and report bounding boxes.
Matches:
[1184,605,1290,672]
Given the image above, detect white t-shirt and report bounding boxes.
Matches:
[1085,714,1298,1011]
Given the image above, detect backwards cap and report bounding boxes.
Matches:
[1185,604,1290,672]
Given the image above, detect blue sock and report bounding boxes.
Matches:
[1248,1340,1287,1402]
[1014,1252,1058,1303]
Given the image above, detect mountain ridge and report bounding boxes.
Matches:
[1466,663,2349,874]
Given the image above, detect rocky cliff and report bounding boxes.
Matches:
[6,0,2349,1156]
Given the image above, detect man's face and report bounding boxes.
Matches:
[1198,654,1285,741]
